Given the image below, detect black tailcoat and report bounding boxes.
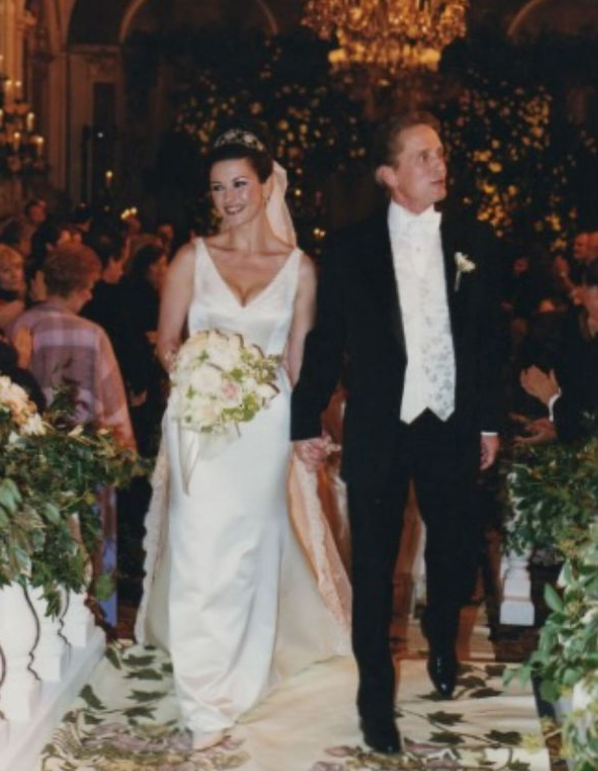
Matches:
[291,205,504,718]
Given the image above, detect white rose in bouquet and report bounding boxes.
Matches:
[195,398,221,426]
[190,363,223,394]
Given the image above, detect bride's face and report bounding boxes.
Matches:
[209,158,266,228]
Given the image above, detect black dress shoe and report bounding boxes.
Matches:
[359,715,402,754]
[427,650,458,698]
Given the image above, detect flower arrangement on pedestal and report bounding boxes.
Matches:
[0,378,144,616]
[506,427,598,770]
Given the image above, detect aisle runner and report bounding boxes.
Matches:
[35,642,550,771]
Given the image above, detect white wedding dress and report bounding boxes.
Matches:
[135,237,351,741]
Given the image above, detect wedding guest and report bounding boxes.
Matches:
[521,260,598,443]
[293,111,503,754]
[9,242,133,447]
[22,198,48,239]
[0,217,33,260]
[121,242,168,455]
[0,244,27,331]
[27,219,76,306]
[156,221,176,258]
[69,203,93,242]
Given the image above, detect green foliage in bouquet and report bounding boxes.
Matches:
[0,381,146,616]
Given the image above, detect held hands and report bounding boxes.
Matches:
[520,366,560,406]
[294,434,340,472]
[480,434,500,471]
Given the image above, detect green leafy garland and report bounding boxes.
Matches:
[0,384,146,616]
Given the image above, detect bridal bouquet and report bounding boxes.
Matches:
[170,329,281,436]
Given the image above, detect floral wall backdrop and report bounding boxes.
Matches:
[124,28,370,254]
[436,36,598,254]
[119,28,597,258]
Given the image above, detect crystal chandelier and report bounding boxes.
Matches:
[302,0,469,73]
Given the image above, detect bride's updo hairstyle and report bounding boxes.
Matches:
[207,127,273,183]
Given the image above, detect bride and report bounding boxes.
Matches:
[134,127,351,750]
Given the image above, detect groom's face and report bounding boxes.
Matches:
[382,124,447,214]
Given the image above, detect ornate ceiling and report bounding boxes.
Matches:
[66,0,598,46]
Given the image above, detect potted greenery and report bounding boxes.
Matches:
[506,431,598,771]
[0,375,144,614]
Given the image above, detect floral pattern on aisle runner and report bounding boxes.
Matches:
[34,642,549,771]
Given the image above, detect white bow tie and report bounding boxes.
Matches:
[400,208,441,237]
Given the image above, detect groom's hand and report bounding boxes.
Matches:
[294,436,331,472]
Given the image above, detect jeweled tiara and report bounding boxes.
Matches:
[213,128,266,153]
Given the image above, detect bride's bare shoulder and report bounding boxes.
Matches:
[168,239,198,275]
[297,251,317,286]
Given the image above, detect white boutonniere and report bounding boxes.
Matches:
[454,251,476,291]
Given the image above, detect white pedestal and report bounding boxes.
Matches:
[62,591,96,647]
[0,583,40,721]
[500,552,535,625]
[0,626,105,771]
[27,586,69,682]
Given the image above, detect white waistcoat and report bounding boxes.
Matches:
[388,202,456,423]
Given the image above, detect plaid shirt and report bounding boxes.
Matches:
[11,301,134,448]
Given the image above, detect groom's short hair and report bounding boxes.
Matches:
[372,111,441,171]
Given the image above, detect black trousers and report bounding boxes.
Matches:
[347,410,479,719]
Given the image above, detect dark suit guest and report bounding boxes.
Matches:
[521,260,598,442]
[291,111,503,755]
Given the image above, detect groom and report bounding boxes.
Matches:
[291,112,503,754]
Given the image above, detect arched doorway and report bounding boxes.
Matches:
[64,0,288,208]
[508,0,598,39]
[119,0,279,43]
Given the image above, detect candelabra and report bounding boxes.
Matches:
[0,75,46,176]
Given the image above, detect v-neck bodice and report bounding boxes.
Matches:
[187,237,302,356]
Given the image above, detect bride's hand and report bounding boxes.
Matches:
[294,435,339,472]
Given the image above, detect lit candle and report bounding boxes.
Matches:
[0,109,4,129]
[104,169,114,188]
[4,79,13,102]
[26,112,35,132]
[12,131,21,152]
[14,80,22,100]
[34,135,44,157]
